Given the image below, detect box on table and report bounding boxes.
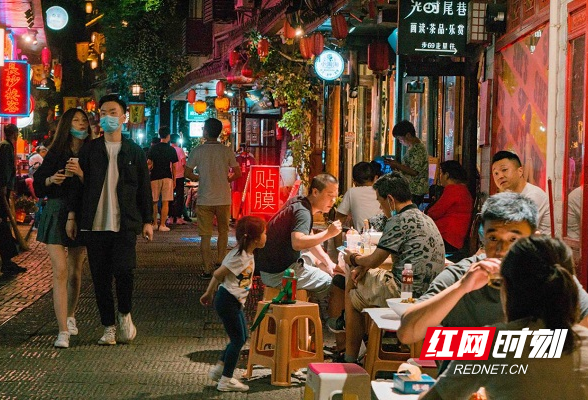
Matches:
[392,373,436,394]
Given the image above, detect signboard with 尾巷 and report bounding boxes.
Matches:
[398,0,469,57]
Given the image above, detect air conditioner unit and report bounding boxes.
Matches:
[236,0,255,10]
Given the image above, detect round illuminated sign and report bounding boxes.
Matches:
[314,50,345,81]
[46,6,69,30]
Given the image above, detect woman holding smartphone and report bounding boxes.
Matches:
[33,108,90,348]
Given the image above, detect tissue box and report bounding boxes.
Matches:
[393,373,436,394]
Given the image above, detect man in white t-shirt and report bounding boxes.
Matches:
[491,150,551,234]
[28,146,47,176]
[185,119,241,279]
[67,94,153,346]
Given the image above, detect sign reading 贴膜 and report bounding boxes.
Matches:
[398,0,469,56]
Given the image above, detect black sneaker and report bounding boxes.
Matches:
[326,311,345,333]
[183,215,192,222]
[199,272,213,280]
[1,261,27,274]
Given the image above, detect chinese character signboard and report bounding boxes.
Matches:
[398,0,469,56]
[129,103,145,125]
[248,165,280,217]
[63,97,78,113]
[0,61,30,117]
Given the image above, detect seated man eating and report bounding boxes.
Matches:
[337,172,445,364]
[397,191,588,349]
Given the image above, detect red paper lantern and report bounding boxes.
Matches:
[276,126,284,140]
[299,36,313,60]
[368,42,389,73]
[215,96,230,112]
[312,33,324,56]
[41,47,51,66]
[331,14,348,40]
[216,81,226,97]
[53,64,62,79]
[193,100,207,114]
[187,89,196,103]
[283,19,296,41]
[257,38,269,61]
[241,61,253,78]
[227,73,235,84]
[229,50,240,67]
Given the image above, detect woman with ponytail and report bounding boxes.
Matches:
[200,216,266,392]
[421,236,588,399]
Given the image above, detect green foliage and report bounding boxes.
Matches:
[100,0,190,111]
[15,196,38,214]
[245,31,319,184]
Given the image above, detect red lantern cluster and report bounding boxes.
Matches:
[299,36,313,59]
[283,19,296,42]
[331,14,348,40]
[367,42,389,73]
[257,38,269,61]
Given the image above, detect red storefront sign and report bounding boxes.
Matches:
[248,165,280,217]
[0,61,31,117]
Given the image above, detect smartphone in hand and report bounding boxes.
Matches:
[337,245,347,253]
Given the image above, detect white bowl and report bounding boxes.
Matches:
[386,298,414,316]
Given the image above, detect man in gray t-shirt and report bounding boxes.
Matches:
[398,192,588,346]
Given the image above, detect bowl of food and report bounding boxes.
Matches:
[386,297,416,316]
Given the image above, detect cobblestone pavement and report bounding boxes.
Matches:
[0,223,339,399]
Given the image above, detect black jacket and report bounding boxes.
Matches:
[70,136,153,234]
[33,148,77,199]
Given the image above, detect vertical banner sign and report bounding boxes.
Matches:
[398,1,468,56]
[0,61,31,117]
[63,97,78,112]
[248,165,280,217]
[129,103,145,125]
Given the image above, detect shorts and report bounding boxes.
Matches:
[151,178,174,202]
[349,268,399,311]
[196,204,231,236]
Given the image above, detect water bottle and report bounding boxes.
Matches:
[401,263,413,299]
[362,219,371,254]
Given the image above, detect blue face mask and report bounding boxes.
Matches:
[387,198,397,217]
[100,116,121,133]
[70,128,89,140]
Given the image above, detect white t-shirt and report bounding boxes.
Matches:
[186,141,239,206]
[219,247,255,304]
[28,153,44,173]
[337,186,381,231]
[567,186,583,240]
[520,182,551,234]
[92,141,122,232]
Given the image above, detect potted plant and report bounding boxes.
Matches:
[14,195,38,223]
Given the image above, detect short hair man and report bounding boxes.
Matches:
[491,150,551,233]
[337,171,445,363]
[28,145,47,176]
[397,192,588,347]
[66,94,154,345]
[185,118,241,279]
[147,126,178,232]
[255,173,343,299]
[0,124,27,274]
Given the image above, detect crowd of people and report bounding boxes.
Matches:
[1,108,587,395]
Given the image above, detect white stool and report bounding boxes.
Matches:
[304,363,370,400]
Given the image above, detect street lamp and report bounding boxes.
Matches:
[131,84,142,97]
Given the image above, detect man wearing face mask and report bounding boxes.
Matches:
[333,172,444,364]
[66,94,153,346]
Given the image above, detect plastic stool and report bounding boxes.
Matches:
[304,363,370,400]
[245,301,323,386]
[363,320,417,379]
[261,287,310,350]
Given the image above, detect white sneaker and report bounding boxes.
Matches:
[217,377,249,392]
[158,225,170,232]
[208,363,224,381]
[98,325,116,345]
[67,317,78,335]
[54,331,70,348]
[117,312,137,343]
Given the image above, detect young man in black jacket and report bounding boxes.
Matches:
[66,94,153,345]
